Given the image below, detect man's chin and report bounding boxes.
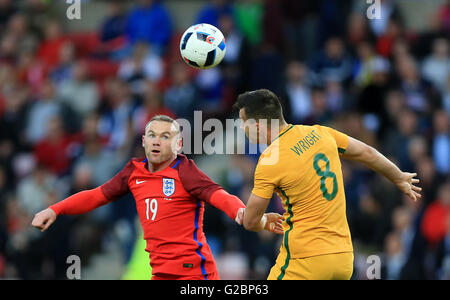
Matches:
[148,153,174,165]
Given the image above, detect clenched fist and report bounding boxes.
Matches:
[31,208,57,232]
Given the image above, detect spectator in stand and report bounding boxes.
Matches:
[233,0,264,47]
[218,13,252,100]
[118,42,163,96]
[416,156,441,207]
[380,89,405,136]
[0,0,16,31]
[195,0,233,28]
[346,12,373,54]
[437,0,450,33]
[33,116,79,176]
[302,86,332,126]
[368,0,404,37]
[308,36,353,86]
[280,61,312,124]
[324,77,347,114]
[195,67,225,118]
[163,62,197,121]
[407,136,428,169]
[435,213,450,279]
[0,33,18,65]
[280,1,320,62]
[432,110,450,175]
[16,47,47,95]
[375,18,403,59]
[421,38,449,94]
[395,54,439,114]
[6,13,38,54]
[16,164,59,216]
[0,82,30,155]
[383,109,418,172]
[25,79,62,144]
[421,182,450,248]
[36,20,68,70]
[248,44,283,94]
[132,81,175,135]
[125,0,172,56]
[98,78,136,152]
[353,40,390,89]
[356,55,392,136]
[57,61,100,120]
[261,0,285,54]
[100,1,127,43]
[383,231,407,280]
[49,42,76,85]
[73,135,120,189]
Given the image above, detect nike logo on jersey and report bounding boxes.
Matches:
[136,179,146,185]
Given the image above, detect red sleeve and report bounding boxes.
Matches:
[177,155,245,220]
[209,189,246,220]
[49,187,109,215]
[101,160,135,201]
[49,160,135,215]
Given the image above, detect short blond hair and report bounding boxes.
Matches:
[144,115,181,134]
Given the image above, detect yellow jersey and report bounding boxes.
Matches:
[252,124,353,262]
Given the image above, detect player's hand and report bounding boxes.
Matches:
[31,208,57,232]
[264,213,285,235]
[394,172,422,202]
[235,207,245,225]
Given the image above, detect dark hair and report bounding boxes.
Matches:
[233,89,285,123]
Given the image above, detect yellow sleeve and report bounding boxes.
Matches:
[251,161,277,199]
[321,126,350,153]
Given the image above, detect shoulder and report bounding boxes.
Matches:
[256,146,282,174]
[174,154,197,172]
[310,124,332,138]
[117,157,145,175]
[175,154,222,198]
[101,157,144,200]
[175,154,211,181]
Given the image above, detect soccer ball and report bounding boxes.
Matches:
[179,23,226,69]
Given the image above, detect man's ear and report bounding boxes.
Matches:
[176,136,183,152]
[142,135,145,147]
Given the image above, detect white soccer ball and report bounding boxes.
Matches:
[179,23,226,69]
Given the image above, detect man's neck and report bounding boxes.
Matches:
[147,154,177,173]
[269,122,289,143]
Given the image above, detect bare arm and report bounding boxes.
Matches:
[243,193,284,234]
[341,136,422,201]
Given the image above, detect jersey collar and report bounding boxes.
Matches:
[271,124,294,143]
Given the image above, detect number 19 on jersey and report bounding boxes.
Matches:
[145,198,158,221]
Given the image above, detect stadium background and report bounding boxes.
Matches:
[0,0,449,280]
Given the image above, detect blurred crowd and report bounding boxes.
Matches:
[0,0,449,280]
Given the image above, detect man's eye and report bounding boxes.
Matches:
[149,134,155,138]
[162,136,169,140]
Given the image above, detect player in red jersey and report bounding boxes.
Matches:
[32,115,284,280]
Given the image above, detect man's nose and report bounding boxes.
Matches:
[152,137,161,145]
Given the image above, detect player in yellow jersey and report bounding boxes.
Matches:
[234,89,422,280]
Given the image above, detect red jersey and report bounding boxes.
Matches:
[50,154,245,279]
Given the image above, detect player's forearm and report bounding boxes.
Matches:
[49,187,110,215]
[243,214,267,232]
[243,193,271,232]
[360,146,404,184]
[209,189,246,220]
